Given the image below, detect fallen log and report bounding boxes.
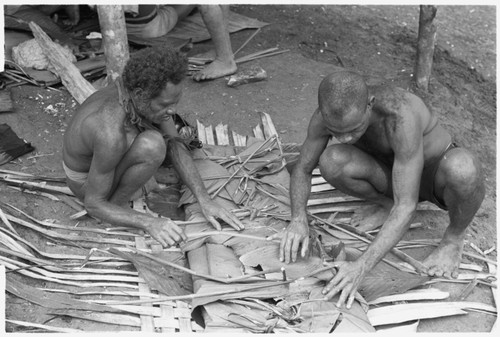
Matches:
[28,21,96,104]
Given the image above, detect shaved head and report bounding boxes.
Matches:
[318,71,369,124]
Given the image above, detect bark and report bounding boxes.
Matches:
[97,5,129,83]
[414,5,438,91]
[29,22,96,104]
[0,90,14,112]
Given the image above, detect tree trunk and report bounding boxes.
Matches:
[29,22,96,104]
[97,5,129,84]
[414,5,438,91]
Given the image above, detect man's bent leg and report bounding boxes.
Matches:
[319,144,393,230]
[193,5,237,81]
[109,131,166,206]
[423,147,485,278]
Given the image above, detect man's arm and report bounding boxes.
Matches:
[83,124,186,247]
[269,109,330,263]
[324,97,425,308]
[161,118,244,231]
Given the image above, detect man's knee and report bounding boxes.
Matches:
[439,148,484,195]
[134,131,166,162]
[318,144,352,180]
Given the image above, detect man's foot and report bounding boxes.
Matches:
[192,58,237,81]
[351,204,390,232]
[422,239,463,278]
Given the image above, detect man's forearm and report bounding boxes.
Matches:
[168,139,210,203]
[360,205,415,268]
[290,168,313,222]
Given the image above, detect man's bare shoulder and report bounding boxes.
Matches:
[370,84,421,117]
[307,108,329,138]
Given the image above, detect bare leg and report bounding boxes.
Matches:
[171,5,196,21]
[109,131,166,207]
[319,144,393,231]
[423,148,485,278]
[193,5,237,81]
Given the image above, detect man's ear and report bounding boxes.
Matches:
[368,95,375,108]
[132,87,144,98]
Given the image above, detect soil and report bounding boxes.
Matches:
[1,4,496,333]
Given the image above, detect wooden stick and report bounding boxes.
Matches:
[234,28,261,56]
[211,136,276,198]
[236,49,290,65]
[29,21,96,104]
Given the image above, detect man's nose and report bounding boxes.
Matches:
[166,105,177,115]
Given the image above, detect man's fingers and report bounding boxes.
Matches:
[283,237,294,264]
[221,211,245,230]
[208,217,222,231]
[290,237,301,263]
[301,237,309,258]
[346,292,356,309]
[336,283,352,308]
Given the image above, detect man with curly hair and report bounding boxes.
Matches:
[62,45,244,247]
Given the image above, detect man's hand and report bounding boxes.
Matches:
[145,218,187,248]
[200,199,245,231]
[322,260,367,309]
[268,217,309,264]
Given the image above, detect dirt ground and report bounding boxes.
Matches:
[1,4,497,333]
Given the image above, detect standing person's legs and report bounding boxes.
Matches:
[423,147,485,278]
[193,5,237,81]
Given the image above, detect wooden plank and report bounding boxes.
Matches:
[205,125,215,145]
[253,124,265,140]
[232,131,247,147]
[215,123,229,145]
[311,183,335,193]
[308,205,363,214]
[176,301,195,332]
[311,176,328,185]
[196,120,207,144]
[307,196,359,206]
[260,112,278,139]
[134,236,155,332]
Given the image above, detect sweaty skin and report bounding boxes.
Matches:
[63,81,244,247]
[269,78,484,309]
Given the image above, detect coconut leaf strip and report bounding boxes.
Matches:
[368,288,449,305]
[49,310,141,327]
[0,254,142,282]
[0,225,126,263]
[4,212,134,246]
[0,257,138,289]
[367,302,496,326]
[42,288,160,298]
[6,275,124,314]
[5,320,83,333]
[0,246,137,275]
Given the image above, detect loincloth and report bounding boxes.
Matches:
[62,161,88,185]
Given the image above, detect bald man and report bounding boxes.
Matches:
[269,70,485,308]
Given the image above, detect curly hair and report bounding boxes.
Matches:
[123,45,188,100]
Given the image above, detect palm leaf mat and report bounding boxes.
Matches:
[0,115,496,332]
